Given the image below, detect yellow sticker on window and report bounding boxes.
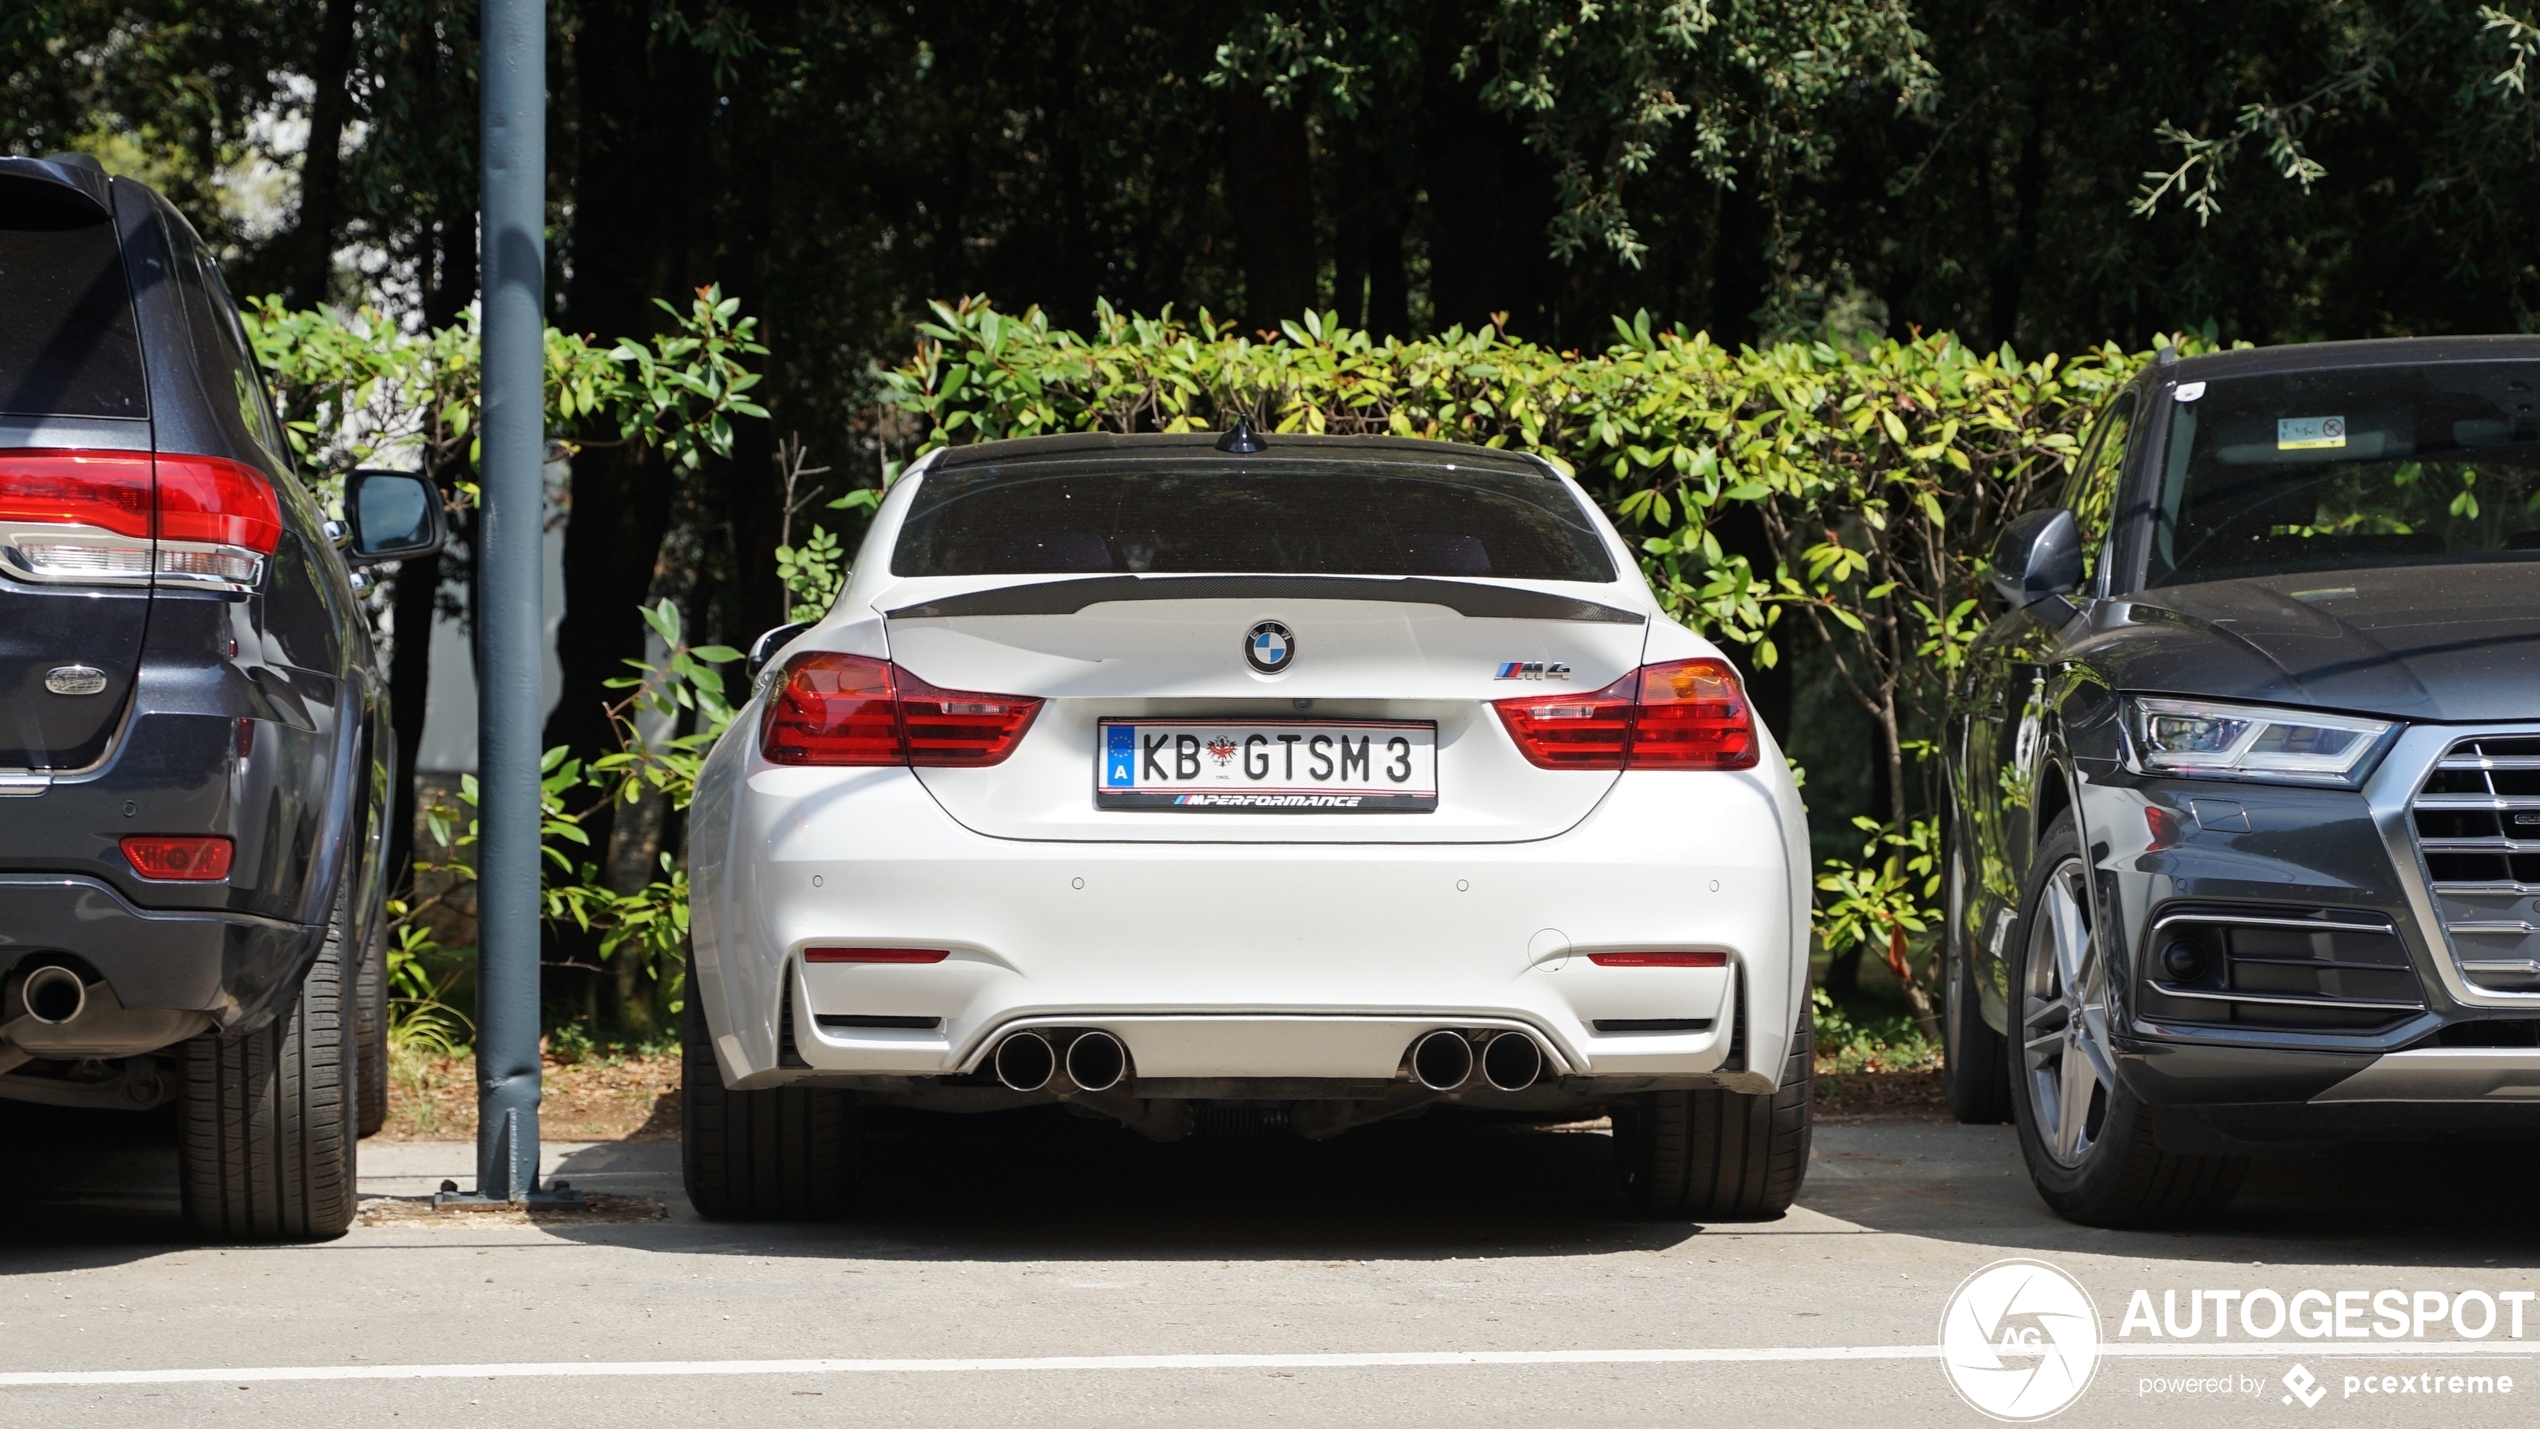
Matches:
[2278,416,2347,450]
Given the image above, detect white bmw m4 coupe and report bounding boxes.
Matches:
[681,428,1815,1219]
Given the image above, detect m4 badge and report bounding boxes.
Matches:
[1493,661,1570,681]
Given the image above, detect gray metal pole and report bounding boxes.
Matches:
[474,0,546,1201]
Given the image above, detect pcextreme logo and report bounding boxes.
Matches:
[1939,1259,2103,1421]
[2284,1364,2328,1407]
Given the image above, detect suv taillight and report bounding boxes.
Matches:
[761,652,1043,767]
[1493,657,1759,771]
[155,453,283,587]
[0,449,154,580]
[0,449,282,590]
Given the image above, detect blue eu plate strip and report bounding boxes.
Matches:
[1103,724,1135,787]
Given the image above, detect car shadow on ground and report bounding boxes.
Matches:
[0,1099,191,1264]
[1793,1114,2540,1269]
[543,1105,1702,1262]
[16,1097,2540,1272]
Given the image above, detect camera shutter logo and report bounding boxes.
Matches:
[1245,620,1295,674]
[1939,1258,2102,1421]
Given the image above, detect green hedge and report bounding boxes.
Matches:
[881,298,2185,1016]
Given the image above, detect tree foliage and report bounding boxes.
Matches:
[246,285,767,489]
[1216,0,1934,268]
[246,293,767,1029]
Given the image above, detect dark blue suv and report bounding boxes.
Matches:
[1,153,442,1239]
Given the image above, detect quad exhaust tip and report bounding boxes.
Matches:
[19,965,86,1026]
[1064,1030,1128,1093]
[1409,1029,1547,1092]
[992,1031,1056,1092]
[992,1029,1130,1093]
[1410,1030,1475,1091]
[1481,1031,1544,1092]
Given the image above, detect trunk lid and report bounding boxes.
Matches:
[0,161,153,772]
[883,576,1649,843]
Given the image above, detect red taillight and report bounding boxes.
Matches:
[1587,951,1729,968]
[801,947,950,964]
[121,835,234,881]
[760,652,1042,768]
[155,453,284,554]
[0,448,280,588]
[1491,673,1637,768]
[0,449,154,537]
[1493,657,1758,771]
[897,666,1043,766]
[1626,658,1760,769]
[0,449,156,581]
[764,652,903,764]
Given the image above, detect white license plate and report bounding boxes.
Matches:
[1096,720,1438,812]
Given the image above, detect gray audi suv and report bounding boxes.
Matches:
[1946,335,2540,1226]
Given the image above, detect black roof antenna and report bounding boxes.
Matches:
[1215,414,1266,454]
[2155,342,2178,366]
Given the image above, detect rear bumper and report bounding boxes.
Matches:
[0,874,320,1034]
[688,736,1813,1094]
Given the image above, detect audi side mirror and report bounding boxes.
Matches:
[1989,508,2084,619]
[346,470,447,565]
[746,622,814,684]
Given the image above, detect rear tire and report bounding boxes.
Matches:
[178,903,359,1242]
[1944,828,2013,1124]
[1616,999,1813,1219]
[2010,811,2245,1227]
[355,924,388,1138]
[680,991,859,1220]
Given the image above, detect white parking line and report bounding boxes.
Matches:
[0,1348,1928,1386]
[2,1341,2534,1388]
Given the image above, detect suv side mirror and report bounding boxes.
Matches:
[746,622,813,684]
[346,470,447,565]
[1989,508,2084,617]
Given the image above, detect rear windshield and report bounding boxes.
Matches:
[892,460,1619,582]
[0,202,146,419]
[2147,361,2540,587]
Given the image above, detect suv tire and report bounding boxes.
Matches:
[2010,811,2245,1227]
[177,900,360,1241]
[680,992,858,1220]
[355,924,388,1138]
[1944,828,2013,1124]
[1615,1000,1812,1219]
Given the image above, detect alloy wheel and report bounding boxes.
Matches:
[2021,858,2113,1167]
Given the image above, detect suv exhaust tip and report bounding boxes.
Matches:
[19,965,86,1025]
[1409,1030,1474,1091]
[1481,1032,1545,1091]
[992,1031,1056,1092]
[1064,1030,1128,1092]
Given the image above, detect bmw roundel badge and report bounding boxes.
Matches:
[1245,620,1295,674]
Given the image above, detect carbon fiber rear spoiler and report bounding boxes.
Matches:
[886,574,1646,624]
[0,154,115,222]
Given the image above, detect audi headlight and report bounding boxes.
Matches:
[2121,696,2395,786]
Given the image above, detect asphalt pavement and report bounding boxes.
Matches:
[6,1099,2538,1427]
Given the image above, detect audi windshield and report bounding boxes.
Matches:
[2146,362,2540,587]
